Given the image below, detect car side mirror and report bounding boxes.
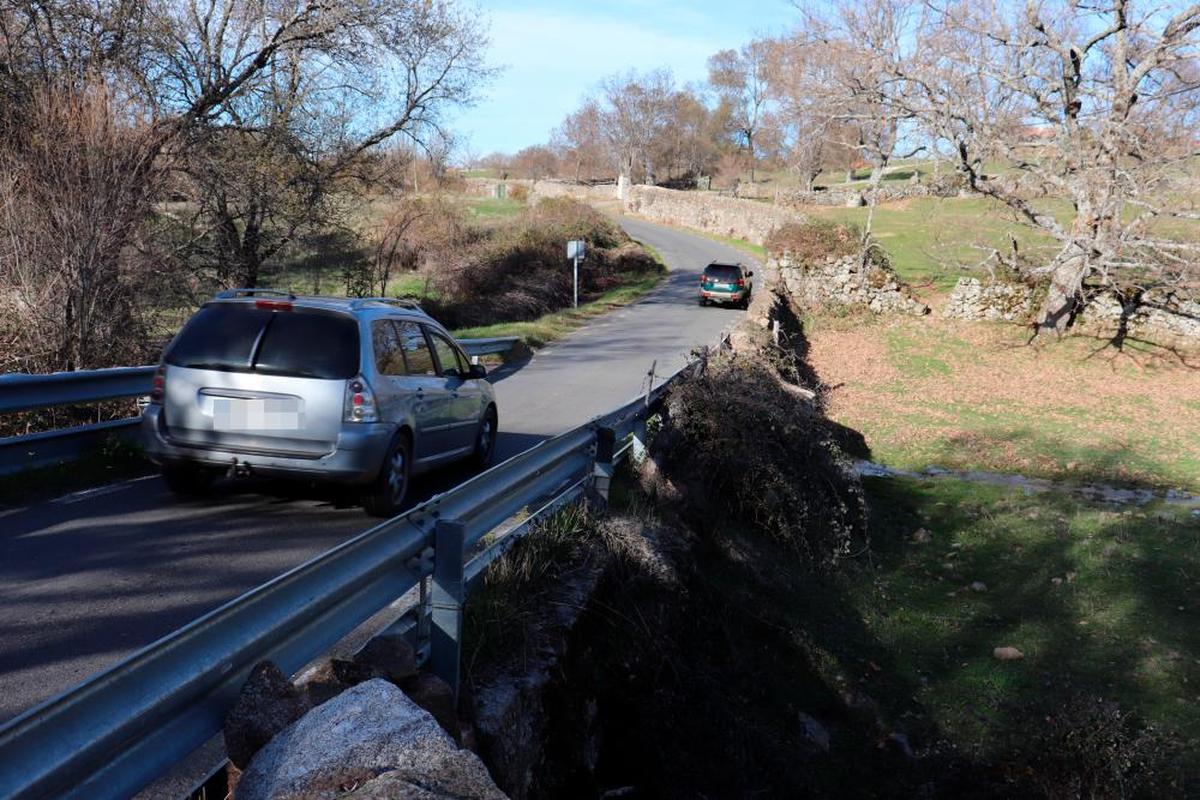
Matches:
[746,270,754,277]
[469,363,488,379]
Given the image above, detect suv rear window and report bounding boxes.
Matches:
[165,304,360,379]
[704,264,742,281]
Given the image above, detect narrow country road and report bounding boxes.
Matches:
[0,217,759,723]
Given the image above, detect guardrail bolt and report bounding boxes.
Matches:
[430,519,466,700]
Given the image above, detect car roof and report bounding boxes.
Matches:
[704,261,745,270]
[208,291,435,322]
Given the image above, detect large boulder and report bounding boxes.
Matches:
[236,678,506,800]
[224,662,312,769]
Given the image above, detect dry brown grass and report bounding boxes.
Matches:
[805,312,1200,489]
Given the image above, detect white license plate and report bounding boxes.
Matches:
[212,398,302,431]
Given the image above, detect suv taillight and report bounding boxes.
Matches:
[150,364,166,404]
[736,278,746,288]
[344,376,379,423]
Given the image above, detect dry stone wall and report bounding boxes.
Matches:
[1078,291,1200,344]
[777,254,930,316]
[944,277,1037,322]
[464,177,534,198]
[529,180,617,202]
[945,276,1200,344]
[623,185,806,246]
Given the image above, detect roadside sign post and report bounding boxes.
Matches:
[567,239,586,308]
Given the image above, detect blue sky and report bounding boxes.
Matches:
[450,0,800,157]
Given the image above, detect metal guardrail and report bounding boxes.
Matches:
[0,335,725,800]
[0,338,521,477]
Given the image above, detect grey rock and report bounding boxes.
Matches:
[237,679,505,800]
[355,634,419,684]
[403,671,460,742]
[224,661,311,769]
[797,712,831,754]
[886,731,915,761]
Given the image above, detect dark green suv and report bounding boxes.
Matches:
[698,262,753,308]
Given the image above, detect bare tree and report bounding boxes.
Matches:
[786,0,925,238]
[508,145,560,180]
[551,98,610,182]
[900,0,1200,336]
[0,0,495,376]
[0,82,158,372]
[599,68,676,192]
[163,0,493,287]
[708,39,773,182]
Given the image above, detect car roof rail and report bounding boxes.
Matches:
[351,297,426,312]
[215,288,297,300]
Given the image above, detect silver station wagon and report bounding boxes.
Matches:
[141,290,498,516]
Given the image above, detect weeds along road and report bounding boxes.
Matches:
[0,217,755,723]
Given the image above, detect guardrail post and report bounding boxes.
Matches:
[430,519,466,700]
[629,417,648,464]
[591,427,616,507]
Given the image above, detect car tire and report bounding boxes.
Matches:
[363,433,412,518]
[162,463,217,496]
[472,406,498,469]
[698,296,707,307]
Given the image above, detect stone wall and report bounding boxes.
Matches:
[944,277,1037,322]
[777,254,930,316]
[464,177,534,198]
[529,180,617,202]
[623,185,806,246]
[731,176,961,208]
[1078,290,1200,344]
[945,276,1200,344]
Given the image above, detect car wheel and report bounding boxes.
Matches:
[472,407,498,468]
[162,463,217,496]
[364,433,412,518]
[698,296,707,307]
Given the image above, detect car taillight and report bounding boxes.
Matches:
[255,299,293,311]
[736,278,746,288]
[150,364,166,403]
[344,376,379,423]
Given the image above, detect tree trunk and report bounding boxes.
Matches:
[747,132,755,184]
[1035,247,1089,336]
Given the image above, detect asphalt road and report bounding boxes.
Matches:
[0,217,756,723]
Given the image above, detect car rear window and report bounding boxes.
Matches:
[704,264,742,281]
[165,304,360,379]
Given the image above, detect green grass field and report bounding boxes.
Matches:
[464,196,526,220]
[841,476,1200,770]
[806,197,1062,292]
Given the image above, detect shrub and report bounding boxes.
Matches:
[996,695,1182,799]
[507,183,529,203]
[426,197,660,327]
[765,219,862,263]
[650,342,866,571]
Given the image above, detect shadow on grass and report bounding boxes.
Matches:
[919,426,1196,493]
[850,475,1196,793]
